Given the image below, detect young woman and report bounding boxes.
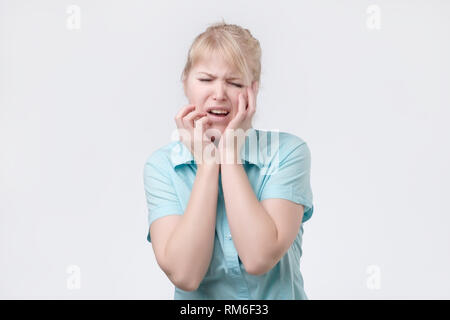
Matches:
[143,21,314,299]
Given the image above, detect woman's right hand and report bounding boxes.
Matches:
[174,105,218,167]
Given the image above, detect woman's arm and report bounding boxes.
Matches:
[163,163,219,291]
[220,163,279,275]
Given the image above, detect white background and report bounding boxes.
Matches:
[1,0,449,299]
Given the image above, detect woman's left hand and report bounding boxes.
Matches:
[218,82,258,164]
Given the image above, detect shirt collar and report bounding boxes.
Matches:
[169,128,263,169]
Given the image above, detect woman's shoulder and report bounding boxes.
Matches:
[143,140,182,168]
[254,128,309,150]
[251,128,311,165]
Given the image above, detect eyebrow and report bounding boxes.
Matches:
[197,72,241,80]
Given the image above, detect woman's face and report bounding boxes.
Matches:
[183,54,253,134]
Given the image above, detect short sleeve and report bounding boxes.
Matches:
[259,142,314,223]
[143,154,183,243]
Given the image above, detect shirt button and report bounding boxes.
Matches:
[226,234,232,240]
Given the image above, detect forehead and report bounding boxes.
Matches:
[192,53,241,78]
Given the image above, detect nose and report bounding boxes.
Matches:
[213,81,226,101]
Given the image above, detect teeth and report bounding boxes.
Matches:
[210,109,228,114]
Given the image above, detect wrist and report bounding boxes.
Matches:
[220,150,242,165]
[197,161,220,173]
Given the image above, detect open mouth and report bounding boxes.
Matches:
[207,110,230,117]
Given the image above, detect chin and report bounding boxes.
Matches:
[205,124,226,137]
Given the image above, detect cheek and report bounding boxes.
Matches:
[187,85,203,98]
[233,96,240,108]
[190,93,208,110]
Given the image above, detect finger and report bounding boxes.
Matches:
[184,110,207,129]
[176,104,196,119]
[238,92,247,117]
[247,86,256,116]
[194,115,211,131]
[175,104,196,127]
[175,105,196,130]
[197,117,215,139]
[227,93,245,130]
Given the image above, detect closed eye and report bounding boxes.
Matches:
[199,79,243,88]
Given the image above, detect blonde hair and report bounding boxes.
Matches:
[181,20,261,87]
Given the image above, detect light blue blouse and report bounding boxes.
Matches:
[143,128,314,299]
